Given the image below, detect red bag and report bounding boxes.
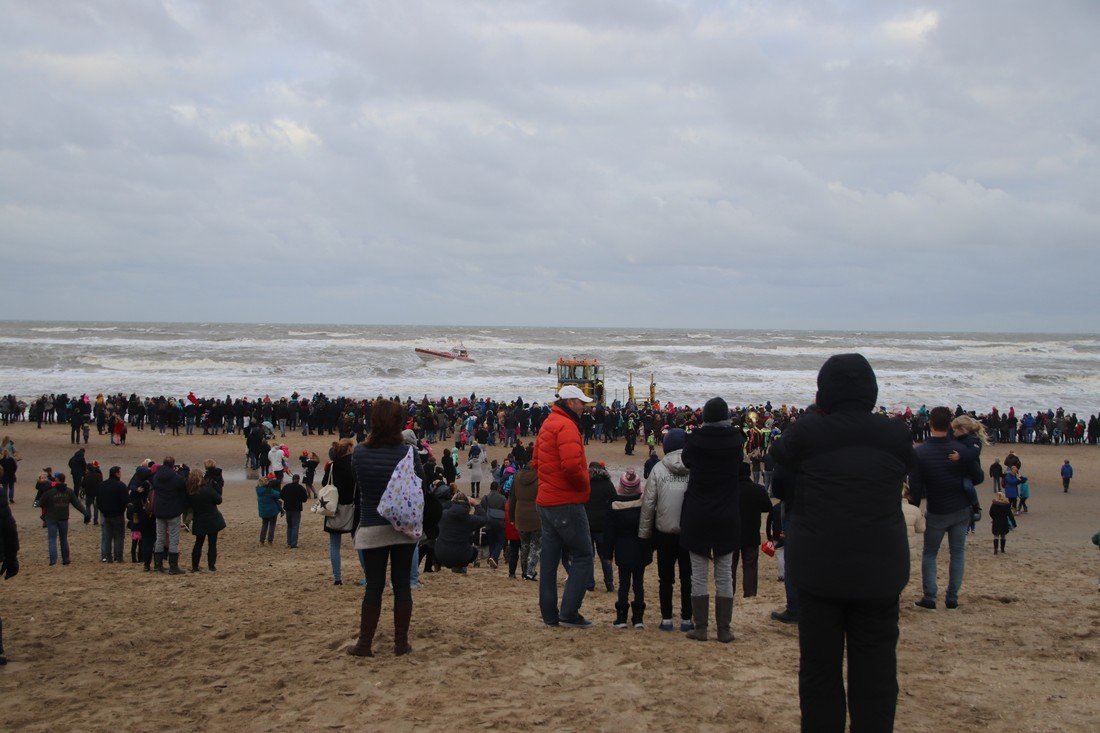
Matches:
[761,539,776,557]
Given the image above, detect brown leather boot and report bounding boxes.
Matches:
[346,597,381,657]
[393,600,413,656]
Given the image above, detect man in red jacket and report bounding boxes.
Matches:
[535,385,594,628]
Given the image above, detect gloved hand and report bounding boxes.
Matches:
[1,557,19,580]
[971,505,982,523]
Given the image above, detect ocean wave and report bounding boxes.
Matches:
[76,355,257,372]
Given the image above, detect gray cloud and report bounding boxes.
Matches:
[1,1,1097,332]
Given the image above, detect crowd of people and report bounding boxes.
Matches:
[5,389,1100,452]
[0,368,1096,731]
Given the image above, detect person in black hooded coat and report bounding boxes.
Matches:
[770,353,915,733]
[679,397,744,643]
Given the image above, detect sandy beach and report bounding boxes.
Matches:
[0,422,1097,732]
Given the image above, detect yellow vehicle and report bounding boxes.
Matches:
[554,358,605,404]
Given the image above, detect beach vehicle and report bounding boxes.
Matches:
[554,357,604,403]
[415,345,475,363]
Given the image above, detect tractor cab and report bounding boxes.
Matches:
[555,358,604,404]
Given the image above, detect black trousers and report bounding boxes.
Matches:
[363,544,414,607]
[193,532,219,568]
[732,541,760,598]
[653,530,692,621]
[798,590,899,733]
[616,565,646,615]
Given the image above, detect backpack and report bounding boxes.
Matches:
[378,446,424,539]
[312,483,339,517]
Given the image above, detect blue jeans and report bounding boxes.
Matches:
[328,532,368,582]
[100,515,125,561]
[921,508,970,602]
[410,544,420,586]
[536,504,593,624]
[590,532,614,590]
[46,519,70,564]
[487,526,505,562]
[285,511,301,547]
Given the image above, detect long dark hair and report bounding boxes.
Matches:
[366,399,404,448]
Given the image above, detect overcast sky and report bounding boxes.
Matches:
[2,1,1097,332]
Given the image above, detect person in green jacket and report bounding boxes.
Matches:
[36,474,88,565]
[187,471,226,571]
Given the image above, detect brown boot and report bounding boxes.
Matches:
[346,597,381,657]
[393,600,413,656]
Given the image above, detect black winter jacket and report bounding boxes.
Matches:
[585,469,616,534]
[908,437,979,515]
[738,477,772,544]
[434,502,488,566]
[679,424,744,556]
[603,492,651,569]
[96,478,130,518]
[151,466,188,519]
[0,496,18,566]
[771,353,916,599]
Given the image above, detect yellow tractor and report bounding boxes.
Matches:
[554,358,605,404]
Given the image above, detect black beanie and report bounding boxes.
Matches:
[702,397,729,423]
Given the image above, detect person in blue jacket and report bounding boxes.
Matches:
[256,474,283,546]
[1061,460,1074,493]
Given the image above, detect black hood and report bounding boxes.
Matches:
[815,353,877,413]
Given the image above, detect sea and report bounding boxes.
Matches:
[0,321,1098,417]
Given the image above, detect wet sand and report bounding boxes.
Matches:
[0,423,1097,732]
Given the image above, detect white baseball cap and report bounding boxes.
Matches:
[557,385,593,403]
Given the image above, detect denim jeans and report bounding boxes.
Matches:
[285,511,301,547]
[100,515,125,561]
[590,531,614,590]
[921,508,970,602]
[329,532,343,581]
[536,504,593,624]
[410,544,420,586]
[46,519,70,564]
[260,516,277,544]
[328,532,367,582]
[487,526,505,562]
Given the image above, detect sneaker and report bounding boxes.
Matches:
[487,557,498,570]
[612,619,628,629]
[659,620,674,631]
[633,622,645,629]
[410,582,423,590]
[544,620,560,627]
[559,615,593,629]
[771,609,798,624]
[101,557,108,563]
[945,599,959,610]
[680,619,696,632]
[914,598,936,610]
